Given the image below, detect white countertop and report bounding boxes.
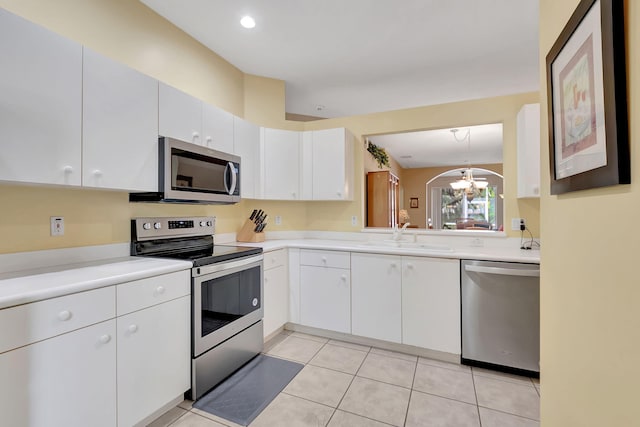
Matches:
[237,238,540,264]
[0,257,192,310]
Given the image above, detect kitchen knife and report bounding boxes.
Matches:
[255,210,263,223]
[256,222,267,232]
[249,209,257,220]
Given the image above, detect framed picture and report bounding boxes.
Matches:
[410,197,419,208]
[546,0,629,194]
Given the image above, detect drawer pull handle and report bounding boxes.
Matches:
[128,324,138,334]
[57,310,72,321]
[156,286,165,294]
[99,334,111,344]
[321,257,327,263]
[341,275,347,281]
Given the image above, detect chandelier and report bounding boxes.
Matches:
[449,129,488,197]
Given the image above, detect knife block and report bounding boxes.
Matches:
[236,219,265,243]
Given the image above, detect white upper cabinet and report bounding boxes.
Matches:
[0,9,82,186]
[82,48,159,191]
[159,82,203,145]
[233,117,261,199]
[302,128,354,200]
[261,128,302,200]
[202,102,234,153]
[517,103,541,198]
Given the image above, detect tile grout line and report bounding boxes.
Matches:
[402,358,419,427]
[471,370,483,427]
[476,404,541,423]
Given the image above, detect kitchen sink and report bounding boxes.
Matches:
[360,240,454,252]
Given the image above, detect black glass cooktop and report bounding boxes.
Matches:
[132,235,262,266]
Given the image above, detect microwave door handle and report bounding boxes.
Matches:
[224,162,237,195]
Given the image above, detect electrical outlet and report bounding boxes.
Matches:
[520,218,526,230]
[351,215,358,226]
[50,216,64,236]
[511,218,522,231]
[275,215,282,225]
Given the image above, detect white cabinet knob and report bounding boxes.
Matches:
[63,166,73,173]
[128,324,138,334]
[92,169,103,177]
[156,286,165,294]
[340,275,347,281]
[336,192,342,197]
[192,131,200,140]
[406,263,414,269]
[321,256,327,263]
[57,310,72,321]
[205,136,213,147]
[99,334,111,344]
[390,262,397,268]
[292,192,297,199]
[271,257,276,264]
[264,277,268,283]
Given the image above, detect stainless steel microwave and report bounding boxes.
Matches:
[130,137,240,204]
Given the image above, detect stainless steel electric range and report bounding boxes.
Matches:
[131,216,264,400]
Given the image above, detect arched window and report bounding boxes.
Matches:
[426,168,504,230]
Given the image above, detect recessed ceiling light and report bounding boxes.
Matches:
[240,16,256,29]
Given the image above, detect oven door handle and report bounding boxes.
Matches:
[193,254,263,277]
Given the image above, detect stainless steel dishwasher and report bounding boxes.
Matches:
[461,259,540,375]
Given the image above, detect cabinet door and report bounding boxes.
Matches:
[117,296,190,427]
[402,256,461,353]
[263,264,289,338]
[300,266,350,333]
[82,48,159,191]
[262,128,301,200]
[517,103,541,198]
[202,102,234,153]
[351,253,402,343]
[0,320,116,427]
[233,117,261,199]
[159,82,203,145]
[312,128,352,200]
[0,9,82,186]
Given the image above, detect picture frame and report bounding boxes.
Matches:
[410,197,419,208]
[546,0,629,195]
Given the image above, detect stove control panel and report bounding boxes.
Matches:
[132,216,215,240]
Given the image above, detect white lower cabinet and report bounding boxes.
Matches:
[117,296,190,427]
[263,249,289,338]
[351,253,402,343]
[0,320,117,427]
[299,250,351,333]
[402,256,461,353]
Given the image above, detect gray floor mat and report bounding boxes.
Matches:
[193,354,304,426]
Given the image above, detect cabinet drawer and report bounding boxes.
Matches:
[300,249,350,269]
[264,249,287,271]
[117,270,190,316]
[0,286,115,354]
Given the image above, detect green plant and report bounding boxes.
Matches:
[366,141,390,169]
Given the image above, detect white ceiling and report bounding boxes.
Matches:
[139,0,539,119]
[367,123,503,169]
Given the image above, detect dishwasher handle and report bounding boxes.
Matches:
[464,264,540,277]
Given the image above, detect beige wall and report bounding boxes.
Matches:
[540,1,639,425]
[402,164,503,229]
[0,0,541,255]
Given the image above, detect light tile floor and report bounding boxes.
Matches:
[149,330,540,427]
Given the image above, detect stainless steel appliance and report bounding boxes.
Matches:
[461,259,540,375]
[131,216,263,400]
[130,137,240,204]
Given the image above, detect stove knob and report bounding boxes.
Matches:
[200,221,206,227]
[206,220,213,227]
[154,222,162,229]
[143,223,151,230]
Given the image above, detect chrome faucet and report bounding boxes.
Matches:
[392,222,411,241]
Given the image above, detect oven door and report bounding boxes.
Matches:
[193,255,263,357]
